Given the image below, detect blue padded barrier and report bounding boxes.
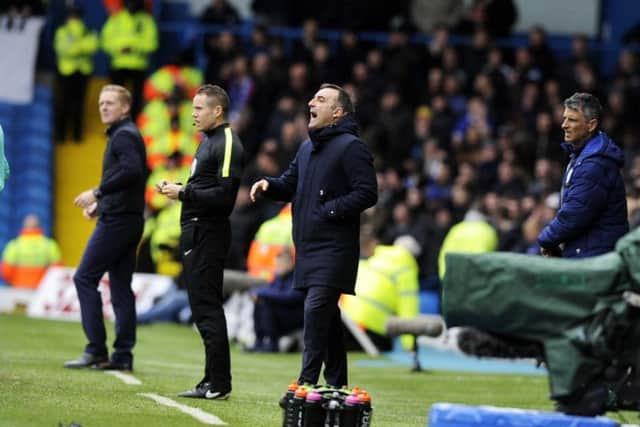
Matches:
[428,403,619,427]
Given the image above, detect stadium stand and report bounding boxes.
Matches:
[0,85,54,281]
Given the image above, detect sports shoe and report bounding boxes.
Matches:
[205,389,231,400]
[178,382,211,398]
[63,352,108,369]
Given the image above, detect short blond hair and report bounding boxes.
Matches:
[100,84,132,108]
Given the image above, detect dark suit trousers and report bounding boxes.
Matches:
[299,286,347,387]
[73,214,143,362]
[181,222,232,392]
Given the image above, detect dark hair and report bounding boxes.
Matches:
[319,83,355,114]
[196,84,230,116]
[564,92,602,124]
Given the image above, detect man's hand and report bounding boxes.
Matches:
[157,180,183,200]
[83,201,98,220]
[540,246,562,257]
[250,179,269,202]
[74,189,96,208]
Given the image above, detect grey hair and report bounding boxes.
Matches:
[564,92,602,123]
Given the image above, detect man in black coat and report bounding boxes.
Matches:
[65,84,147,371]
[250,83,378,387]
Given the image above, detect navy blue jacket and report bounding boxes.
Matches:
[264,115,378,294]
[97,118,147,216]
[538,131,628,258]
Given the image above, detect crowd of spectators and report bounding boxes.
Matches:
[181,0,640,292]
[49,0,640,293]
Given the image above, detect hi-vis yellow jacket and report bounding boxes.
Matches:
[101,9,158,70]
[341,245,420,350]
[438,219,498,280]
[54,18,98,75]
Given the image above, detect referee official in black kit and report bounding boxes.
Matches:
[158,84,245,400]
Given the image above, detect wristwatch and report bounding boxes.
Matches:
[92,188,102,199]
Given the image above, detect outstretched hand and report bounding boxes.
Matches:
[249,179,269,203]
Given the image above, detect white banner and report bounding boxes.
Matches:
[27,266,173,321]
[0,16,44,104]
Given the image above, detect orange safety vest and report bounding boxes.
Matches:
[246,204,294,281]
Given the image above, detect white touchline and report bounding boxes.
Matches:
[104,370,142,385]
[139,393,227,425]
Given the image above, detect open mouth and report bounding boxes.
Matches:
[310,112,317,119]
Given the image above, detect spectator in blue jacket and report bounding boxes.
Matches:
[538,92,628,258]
[250,83,378,387]
[248,247,304,352]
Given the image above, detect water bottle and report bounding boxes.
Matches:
[281,381,299,427]
[339,393,361,427]
[323,392,343,427]
[303,390,324,427]
[283,387,307,427]
[357,392,372,427]
[280,380,298,410]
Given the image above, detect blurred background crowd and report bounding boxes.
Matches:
[1,0,640,319]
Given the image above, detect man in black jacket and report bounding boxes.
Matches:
[250,83,377,387]
[65,84,147,371]
[158,84,245,400]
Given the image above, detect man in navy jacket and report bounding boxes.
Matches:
[538,92,628,258]
[250,83,377,387]
[65,84,147,371]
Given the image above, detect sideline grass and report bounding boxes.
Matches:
[1,313,555,426]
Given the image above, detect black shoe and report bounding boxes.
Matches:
[63,353,108,369]
[93,360,133,371]
[178,382,211,398]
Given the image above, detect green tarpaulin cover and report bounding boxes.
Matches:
[442,228,640,398]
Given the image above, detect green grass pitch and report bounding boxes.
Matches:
[0,313,590,426]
